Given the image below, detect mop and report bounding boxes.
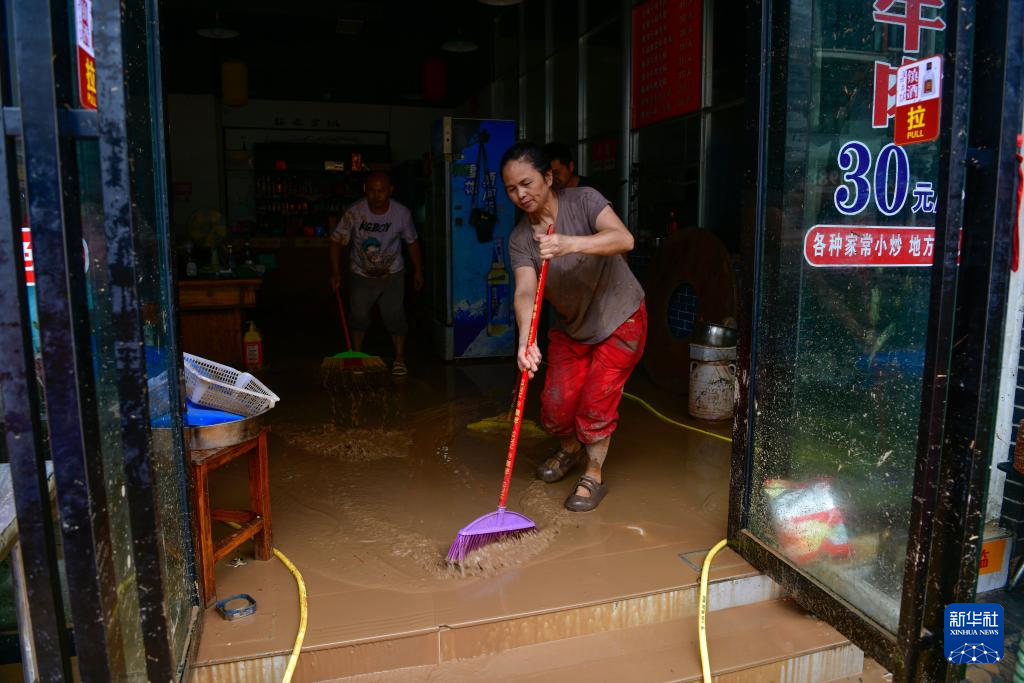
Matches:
[465,384,547,439]
[446,226,553,564]
[320,287,388,390]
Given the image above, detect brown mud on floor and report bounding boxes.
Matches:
[272,424,413,463]
[197,362,740,668]
[263,392,575,583]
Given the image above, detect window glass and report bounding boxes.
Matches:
[550,0,579,51]
[494,9,519,78]
[585,0,620,32]
[710,0,745,104]
[748,0,947,633]
[76,138,148,678]
[583,20,622,141]
[524,67,545,141]
[550,47,579,144]
[124,0,195,666]
[703,106,744,250]
[524,0,546,70]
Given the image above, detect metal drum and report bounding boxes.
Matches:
[689,343,737,421]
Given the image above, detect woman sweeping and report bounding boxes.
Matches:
[502,141,647,512]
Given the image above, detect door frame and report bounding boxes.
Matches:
[730,0,1024,679]
[0,0,199,678]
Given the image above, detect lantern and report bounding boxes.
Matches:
[422,58,447,104]
[221,60,248,107]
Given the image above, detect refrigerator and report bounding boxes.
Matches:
[429,117,517,360]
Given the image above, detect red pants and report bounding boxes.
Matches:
[540,302,647,444]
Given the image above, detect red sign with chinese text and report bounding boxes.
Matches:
[22,227,34,286]
[75,0,97,109]
[894,56,941,146]
[872,0,946,54]
[804,225,935,267]
[631,0,702,129]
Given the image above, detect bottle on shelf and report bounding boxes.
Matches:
[243,321,263,369]
[184,242,198,278]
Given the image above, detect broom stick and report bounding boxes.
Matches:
[497,224,553,510]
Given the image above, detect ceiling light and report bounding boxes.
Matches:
[197,11,238,39]
[335,18,364,35]
[197,25,239,39]
[441,38,478,53]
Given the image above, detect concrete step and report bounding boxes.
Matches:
[332,598,864,682]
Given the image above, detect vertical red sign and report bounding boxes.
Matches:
[631,0,702,129]
[75,0,97,110]
[894,56,941,146]
[22,227,34,286]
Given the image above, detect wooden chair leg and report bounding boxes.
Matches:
[191,463,217,606]
[249,429,273,561]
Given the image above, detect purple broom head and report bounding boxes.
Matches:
[446,508,537,564]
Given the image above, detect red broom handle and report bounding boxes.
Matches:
[334,286,353,350]
[499,224,554,509]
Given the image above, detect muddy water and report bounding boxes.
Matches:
[267,383,580,584]
[255,359,730,593]
[273,423,412,463]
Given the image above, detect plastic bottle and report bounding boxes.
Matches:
[185,243,198,278]
[243,321,263,369]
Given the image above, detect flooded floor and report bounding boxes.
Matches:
[194,354,739,670]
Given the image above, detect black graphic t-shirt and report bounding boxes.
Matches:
[331,198,418,277]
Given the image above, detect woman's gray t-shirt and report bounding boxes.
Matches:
[508,187,645,344]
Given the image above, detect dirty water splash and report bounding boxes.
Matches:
[320,368,399,429]
[440,481,571,579]
[273,423,412,463]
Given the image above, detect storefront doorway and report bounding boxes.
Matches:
[0,0,1021,681]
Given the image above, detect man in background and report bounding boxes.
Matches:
[329,172,424,375]
[543,142,593,191]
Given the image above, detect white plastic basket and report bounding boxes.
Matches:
[183,353,280,416]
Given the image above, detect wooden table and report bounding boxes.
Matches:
[178,278,261,367]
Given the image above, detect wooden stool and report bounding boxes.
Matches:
[189,427,272,606]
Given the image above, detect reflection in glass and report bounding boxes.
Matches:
[124,1,197,665]
[77,139,148,677]
[748,0,945,633]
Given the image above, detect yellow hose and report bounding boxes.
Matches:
[621,392,732,443]
[699,539,729,683]
[224,522,307,683]
[620,393,729,677]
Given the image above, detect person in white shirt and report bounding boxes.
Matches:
[329,172,424,375]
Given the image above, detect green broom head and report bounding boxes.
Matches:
[332,349,372,359]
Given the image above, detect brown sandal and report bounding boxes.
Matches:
[565,474,608,512]
[535,447,584,483]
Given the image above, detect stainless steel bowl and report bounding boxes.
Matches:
[692,321,738,348]
[186,412,266,450]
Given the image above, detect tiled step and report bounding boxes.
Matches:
[824,656,892,682]
[190,570,784,682]
[332,598,864,683]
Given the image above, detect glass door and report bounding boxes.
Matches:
[0,0,196,678]
[731,0,1024,679]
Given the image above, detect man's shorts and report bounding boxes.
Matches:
[348,271,407,335]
